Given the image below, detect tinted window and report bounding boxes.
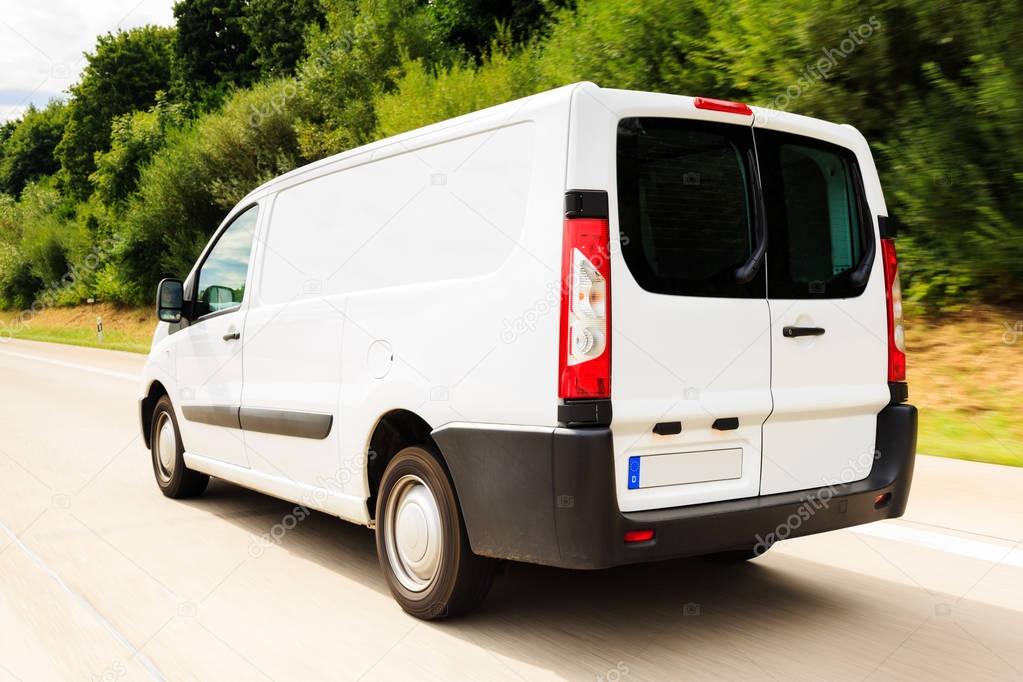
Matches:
[758,131,868,298]
[196,204,258,315]
[617,118,761,298]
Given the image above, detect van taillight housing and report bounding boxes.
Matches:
[881,238,906,382]
[559,216,611,398]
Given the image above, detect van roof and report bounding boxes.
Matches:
[241,82,864,203]
[242,81,592,202]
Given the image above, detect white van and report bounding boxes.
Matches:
[140,82,917,619]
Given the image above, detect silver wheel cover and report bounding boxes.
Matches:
[154,412,176,482]
[383,474,443,592]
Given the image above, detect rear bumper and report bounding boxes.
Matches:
[432,404,917,570]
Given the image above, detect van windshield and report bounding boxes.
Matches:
[616,118,762,298]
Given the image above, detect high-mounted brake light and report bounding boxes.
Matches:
[881,238,906,382]
[693,97,753,116]
[559,215,611,399]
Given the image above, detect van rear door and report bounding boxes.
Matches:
[753,115,890,494]
[598,103,773,513]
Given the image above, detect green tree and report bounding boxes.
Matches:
[56,26,175,200]
[297,0,448,157]
[91,98,187,206]
[172,0,259,104]
[426,0,570,59]
[243,0,327,76]
[0,101,69,197]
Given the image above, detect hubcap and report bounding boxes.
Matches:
[155,413,176,481]
[384,474,442,592]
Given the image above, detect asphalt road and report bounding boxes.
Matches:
[0,338,1021,681]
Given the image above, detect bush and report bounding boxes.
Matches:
[92,99,187,207]
[375,38,551,136]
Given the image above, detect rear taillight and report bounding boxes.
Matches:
[559,216,611,398]
[881,238,906,382]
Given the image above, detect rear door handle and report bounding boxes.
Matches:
[223,332,240,341]
[783,326,825,338]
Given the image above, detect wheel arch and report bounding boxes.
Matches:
[140,380,170,449]
[365,408,443,520]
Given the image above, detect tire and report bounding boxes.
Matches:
[375,445,495,619]
[150,395,210,499]
[704,547,766,564]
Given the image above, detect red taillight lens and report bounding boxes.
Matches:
[624,529,655,543]
[881,238,906,382]
[693,97,753,116]
[559,217,611,399]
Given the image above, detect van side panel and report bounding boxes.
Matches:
[318,111,569,504]
[239,192,350,492]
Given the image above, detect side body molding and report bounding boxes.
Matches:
[182,405,332,440]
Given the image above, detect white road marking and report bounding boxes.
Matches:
[0,517,164,680]
[852,522,1023,568]
[0,348,138,382]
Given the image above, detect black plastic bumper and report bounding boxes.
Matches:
[431,404,917,570]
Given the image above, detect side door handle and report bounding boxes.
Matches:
[783,326,825,338]
[223,332,241,341]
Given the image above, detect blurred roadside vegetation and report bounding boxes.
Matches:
[0,0,1020,312]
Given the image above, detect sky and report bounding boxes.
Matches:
[0,0,177,123]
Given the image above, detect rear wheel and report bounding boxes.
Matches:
[150,395,209,499]
[375,445,495,619]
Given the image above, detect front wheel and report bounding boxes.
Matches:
[375,445,495,619]
[150,395,209,499]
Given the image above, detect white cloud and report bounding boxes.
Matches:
[0,0,176,122]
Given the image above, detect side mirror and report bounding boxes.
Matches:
[156,278,185,323]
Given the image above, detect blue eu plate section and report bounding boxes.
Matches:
[628,456,641,489]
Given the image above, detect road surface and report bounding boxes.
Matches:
[0,339,1021,681]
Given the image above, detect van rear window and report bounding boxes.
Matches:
[756,130,870,299]
[616,118,762,298]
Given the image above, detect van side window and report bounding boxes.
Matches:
[616,118,762,298]
[758,131,868,298]
[196,204,259,316]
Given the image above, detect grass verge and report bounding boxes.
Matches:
[0,304,154,354]
[906,306,1023,467]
